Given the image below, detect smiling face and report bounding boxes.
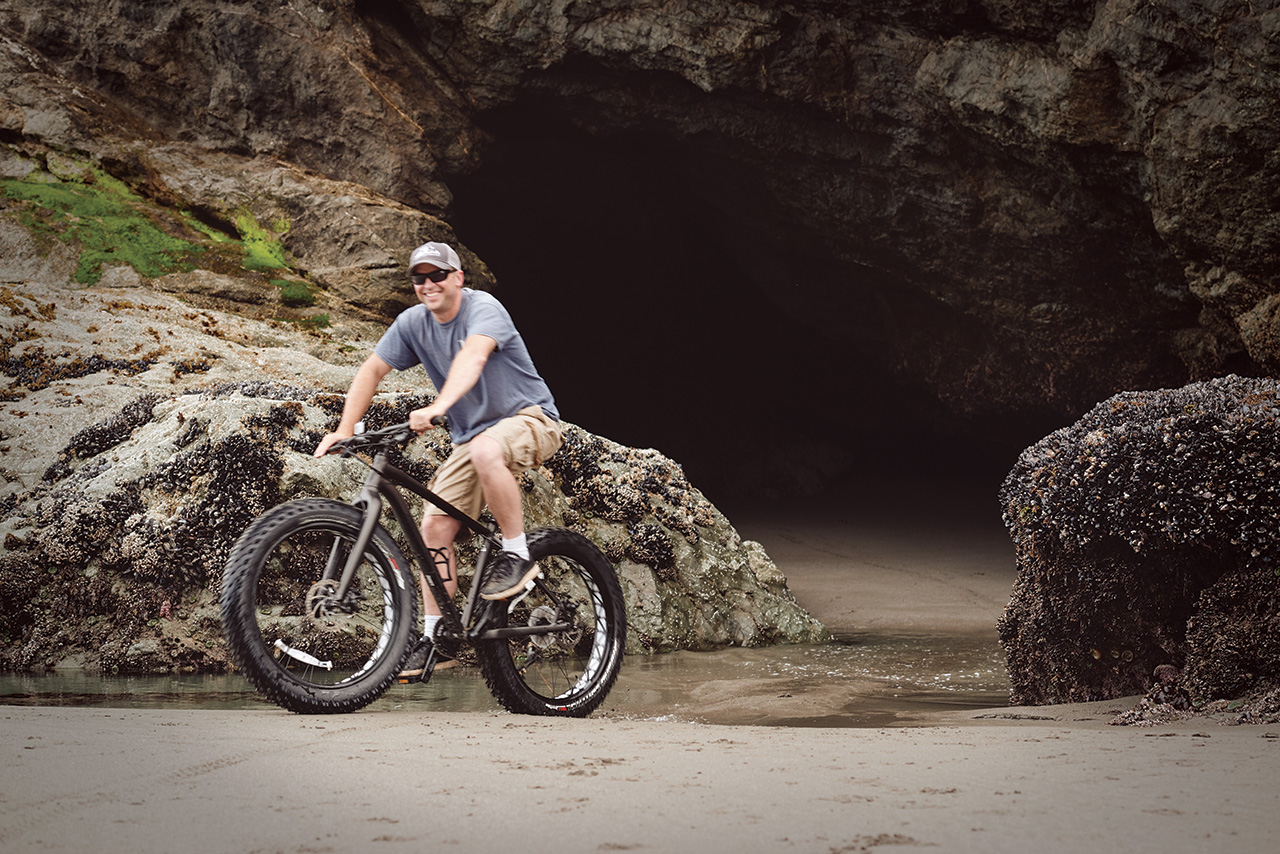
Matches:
[411,263,465,322]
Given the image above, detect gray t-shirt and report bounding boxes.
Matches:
[375,289,558,443]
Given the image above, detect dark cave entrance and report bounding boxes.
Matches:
[447,106,1015,502]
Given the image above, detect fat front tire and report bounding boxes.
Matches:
[221,498,418,714]
[477,527,626,717]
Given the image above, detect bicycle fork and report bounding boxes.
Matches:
[319,485,384,608]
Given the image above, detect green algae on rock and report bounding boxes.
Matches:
[1,164,202,285]
[1,158,297,292]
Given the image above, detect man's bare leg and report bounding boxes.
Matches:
[419,512,461,620]
[468,434,523,540]
[468,435,541,599]
[395,511,464,676]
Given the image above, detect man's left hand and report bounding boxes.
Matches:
[409,406,446,433]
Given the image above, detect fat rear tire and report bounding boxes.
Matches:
[476,527,626,716]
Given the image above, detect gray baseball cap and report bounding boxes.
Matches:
[408,241,461,271]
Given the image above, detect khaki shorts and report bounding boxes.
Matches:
[426,406,564,519]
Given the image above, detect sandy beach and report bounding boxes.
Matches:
[5,703,1277,854]
[4,479,1279,853]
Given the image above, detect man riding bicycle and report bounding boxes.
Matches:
[314,241,563,673]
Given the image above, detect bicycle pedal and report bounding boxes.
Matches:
[396,637,437,684]
[395,665,429,685]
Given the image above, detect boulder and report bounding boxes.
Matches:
[998,375,1280,705]
[0,383,827,673]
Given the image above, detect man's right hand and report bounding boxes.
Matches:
[313,431,351,458]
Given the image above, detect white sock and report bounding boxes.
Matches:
[503,533,529,560]
[423,614,441,638]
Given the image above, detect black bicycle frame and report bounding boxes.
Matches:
[332,447,574,643]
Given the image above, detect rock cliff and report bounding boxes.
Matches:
[4,0,1279,485]
[2,1,1279,676]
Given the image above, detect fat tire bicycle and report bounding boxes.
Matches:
[219,420,626,716]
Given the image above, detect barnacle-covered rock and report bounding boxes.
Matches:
[2,386,347,673]
[0,386,825,672]
[999,375,1280,706]
[541,426,828,652]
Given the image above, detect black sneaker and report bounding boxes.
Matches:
[396,637,456,682]
[479,551,541,600]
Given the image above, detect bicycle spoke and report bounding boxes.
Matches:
[477,528,625,716]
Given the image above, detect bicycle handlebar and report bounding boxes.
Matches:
[326,416,446,455]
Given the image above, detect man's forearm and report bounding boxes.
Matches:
[337,369,379,431]
[433,352,486,410]
[432,335,496,411]
[336,358,389,434]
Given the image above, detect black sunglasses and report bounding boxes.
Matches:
[410,269,452,285]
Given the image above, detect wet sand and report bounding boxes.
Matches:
[724,474,1020,635]
[4,478,1279,852]
[5,703,1278,854]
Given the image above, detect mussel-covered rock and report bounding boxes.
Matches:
[999,375,1280,706]
[0,385,826,673]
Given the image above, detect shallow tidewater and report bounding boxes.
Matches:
[0,631,1008,727]
[1,476,1018,726]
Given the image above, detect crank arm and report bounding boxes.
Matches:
[476,622,574,641]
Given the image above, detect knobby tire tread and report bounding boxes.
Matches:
[220,498,417,714]
[476,527,626,717]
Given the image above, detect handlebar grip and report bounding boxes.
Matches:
[323,415,445,456]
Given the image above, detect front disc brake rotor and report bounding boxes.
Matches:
[305,579,341,619]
